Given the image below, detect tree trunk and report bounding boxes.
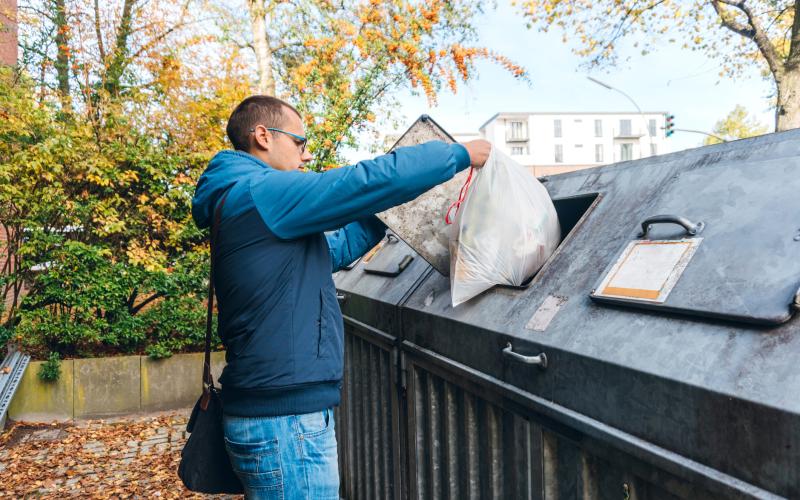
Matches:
[53,0,71,111]
[104,0,135,97]
[776,69,800,131]
[248,0,275,95]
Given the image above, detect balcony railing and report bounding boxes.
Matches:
[505,132,529,142]
[613,127,647,139]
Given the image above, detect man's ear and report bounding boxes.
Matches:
[251,125,272,152]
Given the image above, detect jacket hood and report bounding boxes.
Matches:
[192,150,271,229]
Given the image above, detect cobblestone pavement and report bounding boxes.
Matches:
[0,410,242,499]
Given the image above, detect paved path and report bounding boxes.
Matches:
[0,410,241,498]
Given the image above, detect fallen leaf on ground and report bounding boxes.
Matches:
[0,412,240,499]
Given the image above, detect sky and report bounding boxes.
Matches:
[347,1,776,161]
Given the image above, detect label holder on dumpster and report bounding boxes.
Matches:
[592,238,701,304]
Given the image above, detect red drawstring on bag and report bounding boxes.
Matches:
[444,166,474,225]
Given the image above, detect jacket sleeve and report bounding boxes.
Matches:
[325,216,387,273]
[249,141,470,240]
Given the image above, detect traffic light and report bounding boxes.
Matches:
[664,113,675,137]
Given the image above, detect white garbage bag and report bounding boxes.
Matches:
[447,147,561,307]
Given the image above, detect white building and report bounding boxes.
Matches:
[450,131,482,143]
[479,112,670,176]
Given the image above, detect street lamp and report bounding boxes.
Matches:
[586,76,652,159]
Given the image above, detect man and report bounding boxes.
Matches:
[191,95,490,499]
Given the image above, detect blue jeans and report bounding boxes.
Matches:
[223,408,340,500]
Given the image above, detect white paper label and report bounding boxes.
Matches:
[594,238,701,303]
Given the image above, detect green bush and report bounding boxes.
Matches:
[0,68,221,360]
[13,242,219,359]
[38,352,62,382]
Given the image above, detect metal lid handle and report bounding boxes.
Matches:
[639,214,704,239]
[503,343,547,368]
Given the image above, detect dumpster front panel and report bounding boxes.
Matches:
[402,343,760,500]
[337,319,401,500]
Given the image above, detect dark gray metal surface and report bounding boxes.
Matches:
[336,118,800,499]
[336,319,401,500]
[590,158,800,324]
[334,231,432,338]
[403,342,777,499]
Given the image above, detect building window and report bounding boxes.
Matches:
[649,119,657,137]
[619,119,632,137]
[595,144,604,162]
[554,119,562,138]
[620,143,633,161]
[507,121,527,140]
[650,143,658,156]
[554,144,563,163]
[594,119,602,137]
[511,146,527,155]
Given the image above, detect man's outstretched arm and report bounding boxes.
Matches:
[250,140,489,240]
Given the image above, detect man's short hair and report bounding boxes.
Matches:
[226,95,301,151]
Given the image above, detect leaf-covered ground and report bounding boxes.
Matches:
[0,411,240,499]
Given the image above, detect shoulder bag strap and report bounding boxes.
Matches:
[201,191,229,410]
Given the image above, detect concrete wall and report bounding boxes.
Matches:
[8,351,226,421]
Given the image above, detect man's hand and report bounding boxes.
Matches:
[461,140,491,168]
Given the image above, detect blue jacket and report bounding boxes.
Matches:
[191,141,470,416]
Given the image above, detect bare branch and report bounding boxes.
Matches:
[590,0,668,67]
[765,5,792,33]
[738,0,785,77]
[127,24,181,61]
[711,0,783,79]
[115,5,204,79]
[127,288,138,313]
[17,3,54,21]
[716,0,745,6]
[94,0,106,63]
[130,291,166,315]
[711,0,755,39]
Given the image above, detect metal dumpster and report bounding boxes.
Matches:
[334,116,800,499]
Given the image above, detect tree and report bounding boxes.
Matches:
[516,0,800,131]
[238,0,527,169]
[53,0,71,111]
[246,0,276,95]
[703,104,769,143]
[3,0,251,357]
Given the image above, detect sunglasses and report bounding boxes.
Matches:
[250,126,307,153]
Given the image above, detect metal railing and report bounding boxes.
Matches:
[0,348,30,429]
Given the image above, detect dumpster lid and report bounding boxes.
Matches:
[591,158,800,326]
[377,115,464,276]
